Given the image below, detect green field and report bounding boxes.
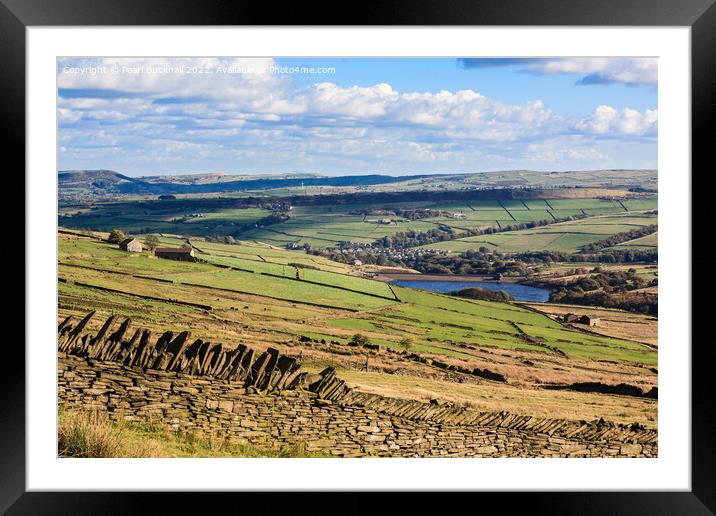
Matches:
[608,232,658,250]
[239,198,657,248]
[60,195,656,250]
[322,286,656,364]
[421,211,658,254]
[192,239,351,274]
[59,237,397,310]
[57,225,659,430]
[59,203,271,237]
[58,233,656,365]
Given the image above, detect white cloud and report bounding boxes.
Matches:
[307,82,397,117]
[528,58,657,85]
[58,57,286,97]
[457,57,657,86]
[576,105,657,136]
[57,57,657,174]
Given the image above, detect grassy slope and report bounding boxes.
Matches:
[375,287,656,364]
[59,238,394,311]
[58,203,271,237]
[523,302,658,346]
[58,235,656,366]
[608,232,658,250]
[57,232,658,428]
[240,197,655,248]
[67,196,650,248]
[422,210,657,253]
[312,368,657,427]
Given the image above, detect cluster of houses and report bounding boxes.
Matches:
[118,237,196,262]
[332,246,449,264]
[339,245,448,260]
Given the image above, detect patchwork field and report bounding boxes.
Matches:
[59,237,396,311]
[59,195,657,250]
[57,230,658,428]
[421,211,658,254]
[59,202,272,237]
[240,197,657,248]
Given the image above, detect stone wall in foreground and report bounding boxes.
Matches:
[57,312,657,458]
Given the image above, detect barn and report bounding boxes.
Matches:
[579,315,601,327]
[154,246,196,262]
[119,238,143,253]
[562,313,580,323]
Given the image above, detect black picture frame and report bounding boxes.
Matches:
[4,0,712,513]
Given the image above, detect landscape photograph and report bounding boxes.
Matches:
[56,57,658,458]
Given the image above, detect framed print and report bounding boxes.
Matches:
[5,0,714,512]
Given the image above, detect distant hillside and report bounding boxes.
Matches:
[58,169,657,199]
[59,170,136,188]
[58,170,433,197]
[139,172,322,185]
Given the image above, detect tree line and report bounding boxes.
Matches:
[579,225,657,253]
[536,269,658,315]
[310,247,658,275]
[369,214,588,250]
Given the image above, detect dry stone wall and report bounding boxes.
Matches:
[57,312,657,457]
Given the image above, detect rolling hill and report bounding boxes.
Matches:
[58,169,658,199]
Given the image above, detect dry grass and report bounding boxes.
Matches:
[58,410,162,458]
[524,303,657,347]
[57,231,658,431]
[58,409,331,458]
[325,369,657,429]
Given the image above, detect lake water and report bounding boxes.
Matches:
[390,279,551,302]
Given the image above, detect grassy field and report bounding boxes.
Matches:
[59,234,655,365]
[608,231,658,250]
[523,302,658,347]
[359,286,656,364]
[59,237,396,311]
[192,241,394,298]
[59,202,272,237]
[57,228,658,429]
[193,239,352,274]
[60,195,656,250]
[421,211,658,254]
[309,367,657,427]
[240,197,657,248]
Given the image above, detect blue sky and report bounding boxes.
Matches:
[57,57,657,177]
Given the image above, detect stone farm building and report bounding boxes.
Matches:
[154,246,196,262]
[579,315,601,327]
[119,238,143,253]
[562,313,580,323]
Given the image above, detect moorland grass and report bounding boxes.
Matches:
[58,409,332,458]
[58,234,657,366]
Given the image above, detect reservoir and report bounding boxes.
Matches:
[390,279,551,302]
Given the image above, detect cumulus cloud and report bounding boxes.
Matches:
[58,57,286,98]
[58,58,566,143]
[576,105,658,136]
[56,57,656,174]
[457,57,657,86]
